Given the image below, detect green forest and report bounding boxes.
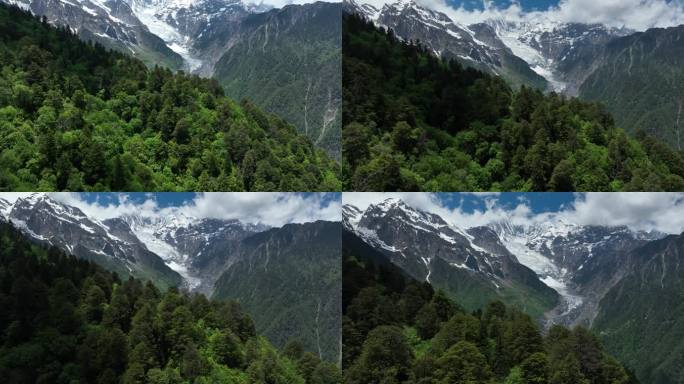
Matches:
[0,222,341,383]
[0,4,341,192]
[342,12,684,192]
[342,232,638,384]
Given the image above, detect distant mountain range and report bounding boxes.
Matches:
[0,193,341,362]
[343,197,684,383]
[345,0,684,149]
[2,0,342,157]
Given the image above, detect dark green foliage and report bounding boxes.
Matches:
[342,12,684,191]
[342,231,631,384]
[592,234,684,384]
[579,25,684,151]
[0,4,340,191]
[215,2,342,159]
[212,221,342,363]
[0,222,339,383]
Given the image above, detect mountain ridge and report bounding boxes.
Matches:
[343,198,669,329]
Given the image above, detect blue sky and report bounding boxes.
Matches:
[75,192,341,210]
[437,192,574,214]
[78,193,195,208]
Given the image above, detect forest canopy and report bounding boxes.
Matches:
[0,4,341,192]
[0,221,341,383]
[342,12,684,192]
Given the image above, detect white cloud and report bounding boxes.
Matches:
[558,193,684,233]
[403,0,684,31]
[343,192,684,234]
[177,193,342,226]
[0,192,341,228]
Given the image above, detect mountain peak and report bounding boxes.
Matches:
[374,196,407,210]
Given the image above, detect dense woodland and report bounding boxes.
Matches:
[342,13,684,191]
[342,232,638,384]
[0,4,341,191]
[0,222,341,383]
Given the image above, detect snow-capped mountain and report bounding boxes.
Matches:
[345,0,631,92]
[0,193,273,293]
[344,198,559,316]
[4,0,187,69]
[490,219,663,326]
[126,0,275,73]
[0,194,185,288]
[345,0,548,89]
[2,0,269,71]
[119,212,267,293]
[482,18,632,92]
[344,197,670,327]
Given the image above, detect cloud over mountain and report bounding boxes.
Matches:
[0,192,342,227]
[344,192,684,234]
[411,0,684,30]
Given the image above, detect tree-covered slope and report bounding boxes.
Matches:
[0,221,341,384]
[342,228,637,384]
[579,25,684,151]
[342,12,684,192]
[214,2,342,159]
[592,232,684,384]
[213,221,342,364]
[0,4,340,191]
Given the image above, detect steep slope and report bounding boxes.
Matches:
[0,3,341,191]
[2,0,342,157]
[592,232,684,384]
[2,0,186,69]
[579,25,684,150]
[345,0,684,151]
[344,199,559,318]
[342,11,684,191]
[214,2,342,158]
[213,221,342,363]
[345,0,548,89]
[3,194,184,289]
